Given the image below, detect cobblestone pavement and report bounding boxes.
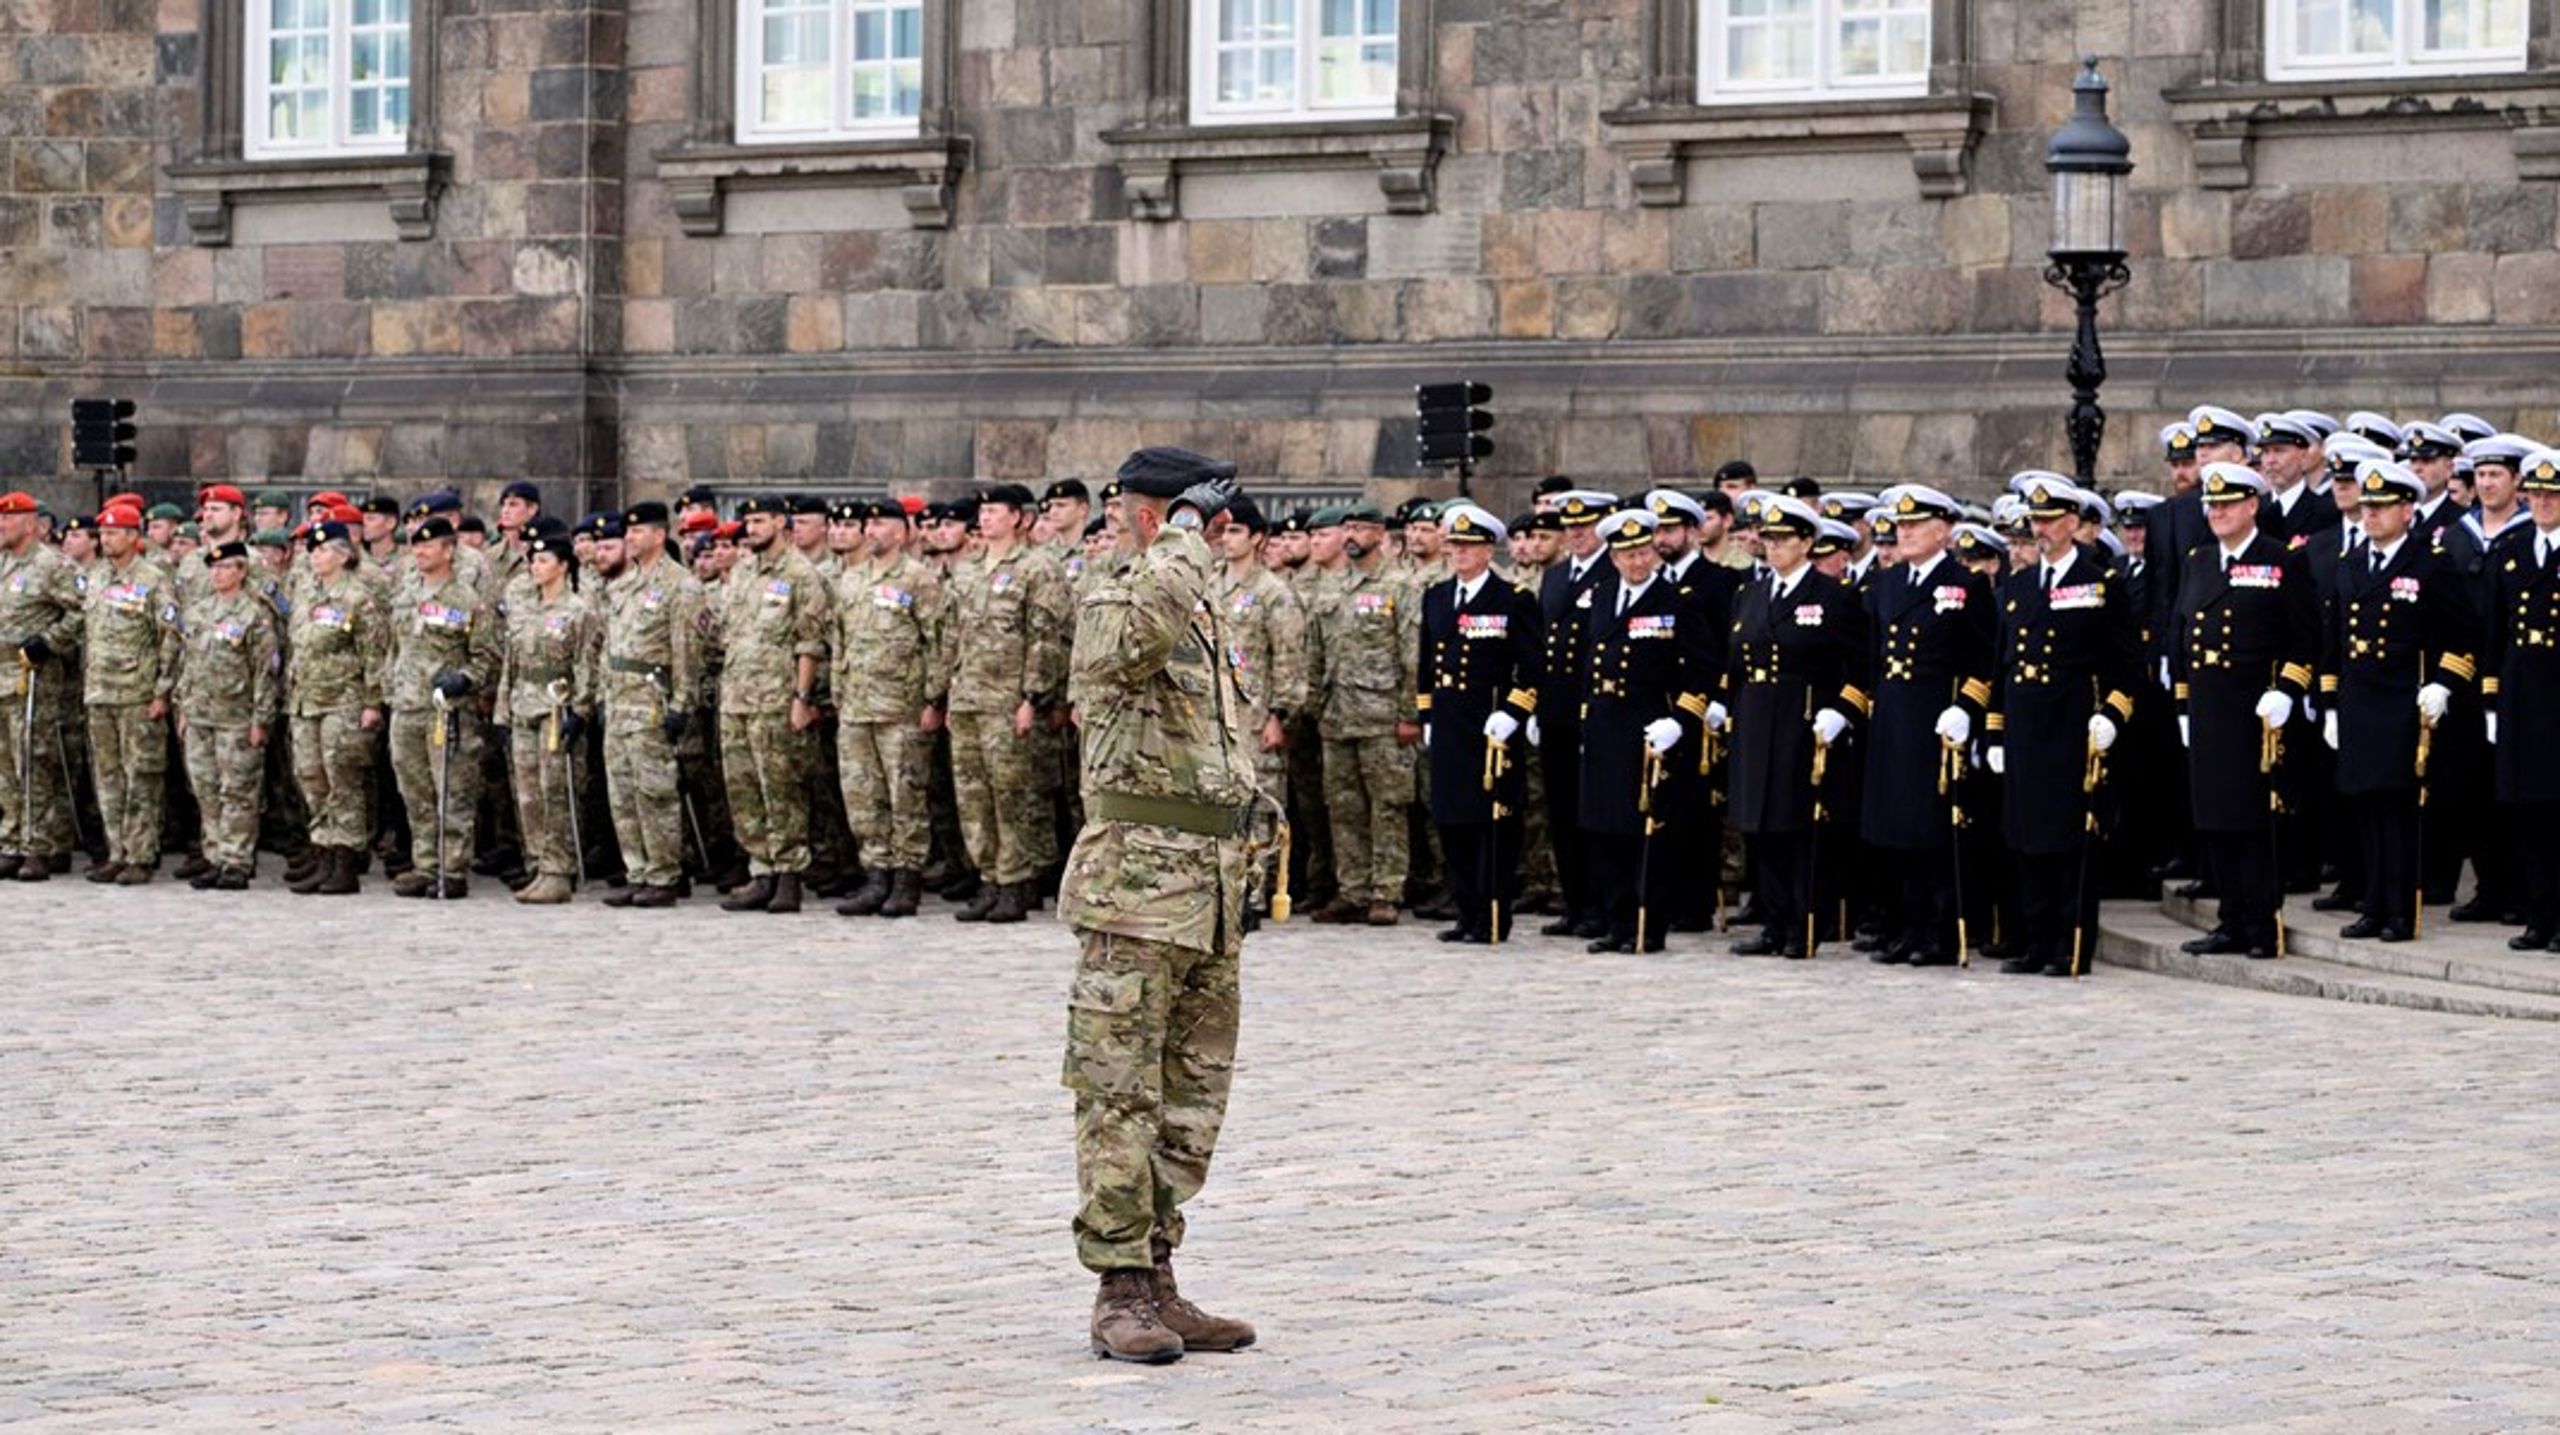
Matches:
[7,883,2560,1433]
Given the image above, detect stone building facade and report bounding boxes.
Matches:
[5,0,2560,513]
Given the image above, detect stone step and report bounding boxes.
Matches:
[2098,905,2560,1022]
[2156,891,2560,999]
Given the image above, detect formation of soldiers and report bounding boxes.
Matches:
[4,399,2557,970]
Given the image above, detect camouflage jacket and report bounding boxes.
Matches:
[388,565,499,712]
[1057,527,1257,955]
[602,555,708,721]
[832,548,944,723]
[175,588,282,727]
[936,543,1072,715]
[0,540,85,676]
[1214,561,1309,728]
[495,582,601,731]
[1307,560,1419,737]
[82,555,183,706]
[718,545,830,716]
[286,569,390,715]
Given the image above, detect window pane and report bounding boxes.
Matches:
[763,68,827,125]
[352,33,378,80]
[854,8,885,60]
[2350,0,2393,50]
[383,0,408,24]
[1367,0,1396,31]
[351,87,378,135]
[850,65,889,117]
[1838,15,1879,73]
[895,59,921,114]
[1258,43,1290,98]
[299,0,326,29]
[269,0,296,28]
[1886,13,1926,73]
[384,85,409,131]
[352,0,377,26]
[1321,0,1354,35]
[893,4,921,58]
[385,31,408,79]
[300,36,329,83]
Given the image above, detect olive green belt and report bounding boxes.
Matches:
[1085,790,1252,838]
[608,657,669,679]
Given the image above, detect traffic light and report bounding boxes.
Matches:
[1416,381,1494,468]
[71,398,136,471]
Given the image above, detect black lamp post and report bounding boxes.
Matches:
[2042,56,2135,489]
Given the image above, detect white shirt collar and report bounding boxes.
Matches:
[2218,539,2251,565]
[1770,565,1805,599]
[1455,572,1486,606]
[1618,574,1655,610]
[2042,550,2076,585]
[1906,552,1943,586]
[1568,551,1599,580]
[2370,535,2403,568]
[1663,551,1697,581]
[2274,484,2303,514]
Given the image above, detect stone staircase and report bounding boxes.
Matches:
[2097,891,2560,1022]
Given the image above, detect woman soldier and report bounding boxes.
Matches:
[497,532,600,904]
[174,541,282,889]
[285,521,390,896]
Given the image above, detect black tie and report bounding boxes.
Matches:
[2369,548,2384,577]
[2042,566,2055,593]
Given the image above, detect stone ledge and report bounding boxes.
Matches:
[2163,73,2560,187]
[652,134,972,235]
[2099,903,2560,1021]
[1098,114,1454,220]
[1598,93,1996,203]
[165,153,447,247]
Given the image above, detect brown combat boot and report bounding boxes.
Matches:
[1364,902,1400,926]
[954,881,1000,922]
[878,868,921,918]
[767,872,803,914]
[1308,897,1364,924]
[1149,1245,1256,1353]
[515,874,573,905]
[393,871,434,898]
[986,880,1029,924]
[1089,1269,1184,1365]
[0,854,20,880]
[316,846,361,896]
[115,864,155,886]
[721,876,775,912]
[835,868,891,917]
[631,884,678,908]
[287,847,332,894]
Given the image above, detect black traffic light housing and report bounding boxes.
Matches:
[1416,381,1494,484]
[71,398,137,471]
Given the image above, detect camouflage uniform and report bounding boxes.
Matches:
[496,581,601,883]
[1059,524,1257,1273]
[286,568,390,850]
[1215,559,1308,912]
[83,554,184,870]
[935,543,1071,887]
[833,547,943,873]
[388,565,500,883]
[0,539,85,863]
[602,553,706,891]
[1307,560,1420,908]
[175,587,282,871]
[252,560,313,859]
[717,544,830,877]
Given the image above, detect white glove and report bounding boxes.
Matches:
[1420,723,1431,751]
[2418,683,2451,725]
[1643,717,1681,754]
[2255,691,2294,729]
[1934,706,1971,746]
[1705,701,1729,734]
[1811,708,1848,746]
[2158,655,2173,690]
[2087,713,2118,753]
[1484,711,1519,745]
[2487,712,2500,746]
[1987,745,2006,776]
[1524,715,1542,749]
[2323,710,2340,750]
[2178,715,2191,748]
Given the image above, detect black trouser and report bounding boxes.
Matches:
[1751,828,1814,953]
[1441,817,1519,941]
[1669,786,1723,931]
[2354,790,2418,930]
[1886,842,1958,957]
[2203,829,2280,949]
[1596,825,1675,950]
[2517,801,2560,935]
[2015,848,2098,970]
[1541,723,1595,921]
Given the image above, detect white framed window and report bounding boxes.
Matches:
[2264,0,2526,81]
[1190,0,1400,126]
[1698,0,1929,104]
[245,0,412,158]
[736,0,924,144]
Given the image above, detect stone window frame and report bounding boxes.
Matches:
[2166,0,2560,186]
[1098,0,1453,221]
[1695,0,1933,107]
[1598,0,1991,205]
[651,0,968,234]
[165,0,448,245]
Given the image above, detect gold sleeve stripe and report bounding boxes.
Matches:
[2439,654,2477,681]
[2319,675,2340,694]
[1676,693,1709,719]
[2104,690,2135,721]
[2484,675,2502,696]
[1413,694,1433,712]
[1984,712,2006,732]
[2280,662,2313,688]
[1960,678,1993,707]
[1839,686,1873,718]
[1507,688,1538,712]
[2173,682,2191,701]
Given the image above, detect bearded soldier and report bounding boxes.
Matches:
[716,496,832,916]
[1058,447,1258,1365]
[600,502,708,910]
[82,505,184,884]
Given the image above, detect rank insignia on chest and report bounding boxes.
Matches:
[1354,592,1391,616]
[103,582,144,609]
[1933,586,1968,612]
[990,571,1015,593]
[2051,583,2103,610]
[1457,613,1509,637]
[873,584,913,610]
[2230,564,2283,589]
[2390,576,2422,602]
[313,605,347,628]
[764,579,793,599]
[1227,641,1249,672]
[544,614,573,636]
[215,620,246,643]
[1627,614,1674,638]
[1230,592,1256,613]
[1793,606,1824,627]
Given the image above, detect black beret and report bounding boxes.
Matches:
[829,498,867,523]
[207,540,251,564]
[527,515,569,539]
[1713,459,1758,484]
[1043,479,1091,503]
[311,521,355,547]
[1696,489,1735,517]
[1228,494,1269,531]
[1779,476,1824,499]
[589,514,627,540]
[409,516,457,544]
[500,480,542,505]
[361,495,401,517]
[1534,475,1575,496]
[979,482,1038,509]
[734,494,789,517]
[679,485,719,505]
[786,493,827,516]
[921,501,954,523]
[1523,510,1563,534]
[457,515,487,536]
[625,501,670,529]
[1082,514,1108,539]
[530,533,577,565]
[1115,446,1236,499]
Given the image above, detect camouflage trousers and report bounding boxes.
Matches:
[290,709,374,849]
[0,662,75,858]
[838,719,932,871]
[1322,733,1410,906]
[389,705,485,880]
[605,715,686,889]
[948,709,1052,885]
[1063,929,1240,1273]
[721,708,810,877]
[181,722,265,869]
[507,720,581,881]
[89,702,169,869]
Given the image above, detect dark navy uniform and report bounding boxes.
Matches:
[2430,504,2533,917]
[1724,560,1872,958]
[1577,547,1716,952]
[1859,547,1995,964]
[2173,527,2320,957]
[1417,562,1543,944]
[1990,536,2142,975]
[1658,549,1738,934]
[1535,514,1613,939]
[2483,516,2560,946]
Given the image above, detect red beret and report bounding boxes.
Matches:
[96,507,141,530]
[0,491,36,515]
[678,510,718,535]
[716,521,743,540]
[324,503,362,524]
[899,494,925,516]
[309,490,348,508]
[198,484,247,507]
[106,491,144,510]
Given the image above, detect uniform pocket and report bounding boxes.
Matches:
[1062,966,1154,1101]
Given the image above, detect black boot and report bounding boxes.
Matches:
[879,868,922,918]
[835,867,892,917]
[986,880,1028,924]
[316,846,361,896]
[767,872,803,914]
[721,876,776,912]
[954,881,1000,922]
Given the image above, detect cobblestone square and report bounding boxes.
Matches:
[7,886,2559,1432]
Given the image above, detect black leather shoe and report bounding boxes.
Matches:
[2509,929,2554,951]
[1586,938,1631,954]
[1903,949,1959,968]
[1868,945,1909,965]
[2338,916,2386,940]
[1852,931,1891,954]
[2451,898,2500,923]
[1730,932,1785,957]
[1999,956,2048,974]
[2376,925,2414,943]
[1538,916,1579,938]
[1436,926,1474,943]
[2174,880,2214,900]
[2043,961,2083,977]
[1570,917,1610,940]
[2312,890,2360,913]
[2180,929,2245,955]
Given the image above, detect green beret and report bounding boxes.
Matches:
[146,502,186,522]
[249,528,292,549]
[1338,500,1387,525]
[252,490,293,510]
[1306,505,1346,530]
